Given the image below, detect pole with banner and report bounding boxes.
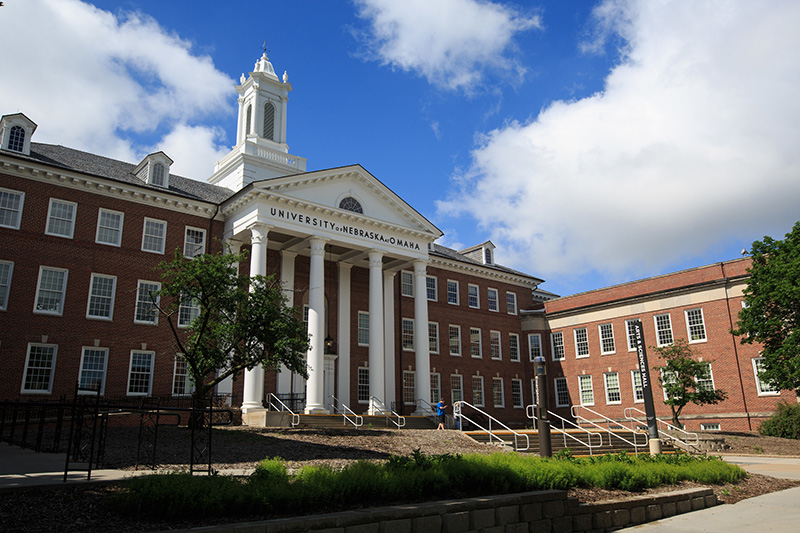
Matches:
[631,319,662,455]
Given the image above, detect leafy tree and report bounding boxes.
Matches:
[733,221,800,392]
[653,340,727,427]
[154,249,309,402]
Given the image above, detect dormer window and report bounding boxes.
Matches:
[339,197,363,214]
[484,248,493,265]
[8,126,24,153]
[1,113,37,156]
[263,102,275,140]
[134,152,173,189]
[151,163,165,187]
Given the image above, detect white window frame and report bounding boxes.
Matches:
[430,373,441,404]
[509,333,520,362]
[183,226,207,258]
[78,347,109,395]
[402,370,416,405]
[178,294,200,328]
[752,357,779,396]
[551,332,565,361]
[34,266,68,316]
[402,318,415,351]
[493,377,505,408]
[654,313,674,347]
[134,280,161,325]
[21,343,58,394]
[447,280,459,305]
[449,324,461,356]
[631,369,645,403]
[599,323,616,355]
[0,187,24,230]
[506,292,517,315]
[604,372,622,405]
[579,375,594,406]
[490,330,502,360]
[401,271,414,297]
[696,363,715,392]
[470,327,482,358]
[358,367,370,403]
[511,378,523,408]
[141,217,167,254]
[450,374,464,404]
[625,319,639,352]
[685,308,707,343]
[528,333,542,361]
[45,198,77,239]
[95,208,124,247]
[701,423,721,431]
[428,322,439,354]
[574,328,589,358]
[0,260,13,311]
[86,273,117,320]
[554,377,570,407]
[357,311,369,346]
[172,354,194,397]
[467,284,479,309]
[487,287,499,312]
[127,350,155,396]
[426,275,437,301]
[472,375,485,407]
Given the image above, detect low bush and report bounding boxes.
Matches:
[759,402,800,439]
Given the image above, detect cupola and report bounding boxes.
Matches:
[0,113,37,156]
[133,151,173,188]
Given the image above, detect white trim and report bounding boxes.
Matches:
[528,333,542,361]
[0,187,24,230]
[603,372,622,405]
[684,308,708,343]
[446,279,459,305]
[554,376,569,407]
[487,287,499,312]
[578,375,594,406]
[400,270,414,297]
[599,323,616,355]
[95,208,124,247]
[428,321,439,354]
[467,283,480,309]
[450,374,464,404]
[492,377,505,408]
[625,319,639,352]
[551,331,565,361]
[134,280,161,325]
[574,327,589,358]
[78,346,109,395]
[654,313,674,347]
[506,291,518,315]
[511,378,524,408]
[631,369,645,403]
[509,332,520,362]
[44,198,77,239]
[752,357,780,396]
[127,350,155,396]
[172,354,194,397]
[183,226,207,258]
[472,375,485,407]
[489,330,502,360]
[0,260,13,311]
[21,343,58,394]
[33,266,68,316]
[448,324,461,356]
[86,273,117,321]
[141,217,167,254]
[357,311,370,346]
[469,327,482,358]
[401,317,415,351]
[426,275,438,301]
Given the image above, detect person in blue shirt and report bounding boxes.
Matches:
[436,397,448,430]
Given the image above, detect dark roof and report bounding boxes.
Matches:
[430,243,543,283]
[19,143,234,204]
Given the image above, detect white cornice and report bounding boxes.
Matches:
[429,255,539,288]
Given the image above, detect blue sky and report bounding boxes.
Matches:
[2,0,799,297]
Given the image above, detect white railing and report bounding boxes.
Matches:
[456,401,529,451]
[624,407,700,451]
[527,405,603,455]
[369,396,405,428]
[267,393,299,427]
[329,395,363,428]
[248,144,307,171]
[571,405,647,455]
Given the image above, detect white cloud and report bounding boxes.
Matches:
[0,0,233,178]
[353,0,541,92]
[438,0,800,283]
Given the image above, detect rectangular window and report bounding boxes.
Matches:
[358,367,370,403]
[34,266,68,315]
[506,292,517,315]
[493,377,504,408]
[178,294,200,327]
[487,288,499,312]
[511,379,523,408]
[142,218,167,254]
[626,319,639,351]
[183,227,207,258]
[86,273,116,320]
[447,280,459,305]
[78,347,108,394]
[426,276,437,301]
[45,199,77,239]
[401,271,414,297]
[0,260,13,310]
[685,308,707,342]
[604,372,621,404]
[662,370,679,401]
[468,284,479,308]
[358,311,369,346]
[528,333,542,361]
[599,323,616,354]
[701,423,721,431]
[472,376,484,406]
[403,371,416,404]
[579,375,594,406]
[696,363,715,392]
[574,328,589,358]
[631,370,645,402]
[134,280,160,324]
[752,357,779,395]
[449,325,461,356]
[172,354,193,396]
[509,333,520,362]
[22,343,57,394]
[470,327,482,358]
[450,374,463,404]
[551,332,565,361]
[0,187,24,229]
[127,350,154,396]
[654,313,673,346]
[554,377,570,407]
[430,373,441,404]
[402,318,415,351]
[490,330,502,360]
[428,322,439,354]
[96,208,124,246]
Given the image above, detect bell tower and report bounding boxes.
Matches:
[209,52,307,192]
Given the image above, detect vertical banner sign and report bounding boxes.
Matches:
[631,319,659,440]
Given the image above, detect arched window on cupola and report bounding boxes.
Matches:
[8,125,24,153]
[151,163,166,187]
[246,104,252,135]
[263,102,275,141]
[484,247,493,265]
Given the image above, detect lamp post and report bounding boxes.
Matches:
[534,356,552,458]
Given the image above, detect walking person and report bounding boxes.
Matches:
[436,397,448,430]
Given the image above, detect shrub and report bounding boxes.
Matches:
[759,402,800,439]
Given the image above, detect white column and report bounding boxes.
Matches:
[277,250,297,395]
[305,237,328,413]
[242,224,269,412]
[383,271,396,410]
[368,250,385,413]
[215,239,242,400]
[337,262,353,407]
[413,260,431,415]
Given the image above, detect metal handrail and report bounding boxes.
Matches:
[571,405,647,455]
[329,395,363,428]
[369,396,405,428]
[415,398,456,428]
[267,393,299,427]
[527,405,603,455]
[455,401,529,451]
[624,407,699,451]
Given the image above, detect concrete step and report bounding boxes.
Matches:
[295,414,436,430]
[464,429,678,455]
